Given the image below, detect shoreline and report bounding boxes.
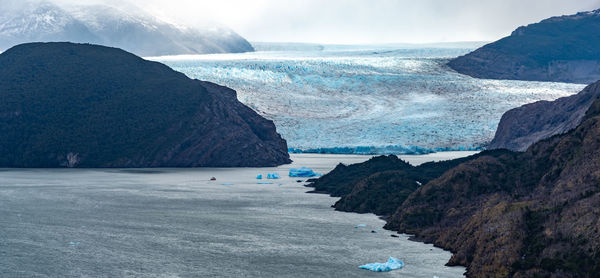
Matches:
[2,152,468,277]
[300,151,478,275]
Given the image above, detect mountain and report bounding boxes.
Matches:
[448,9,600,84]
[0,1,254,56]
[489,81,600,151]
[387,98,600,277]
[308,93,600,276]
[0,42,290,167]
[307,155,476,216]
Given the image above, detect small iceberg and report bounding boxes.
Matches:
[354,224,367,228]
[359,257,404,272]
[256,174,263,179]
[289,167,320,177]
[267,173,280,179]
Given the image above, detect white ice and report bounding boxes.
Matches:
[154,44,585,154]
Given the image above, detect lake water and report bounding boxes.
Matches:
[0,153,476,278]
[151,44,585,154]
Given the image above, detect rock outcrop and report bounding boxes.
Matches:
[387,98,600,277]
[489,81,600,151]
[448,9,600,84]
[0,42,290,167]
[307,154,476,216]
[308,97,600,277]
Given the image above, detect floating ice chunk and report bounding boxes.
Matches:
[256,174,263,179]
[267,173,280,179]
[359,257,404,272]
[257,182,274,184]
[354,224,367,228]
[289,167,320,177]
[221,182,233,185]
[69,241,80,246]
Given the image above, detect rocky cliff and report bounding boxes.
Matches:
[489,81,600,151]
[308,154,476,216]
[308,97,600,276]
[448,10,600,84]
[0,42,290,167]
[387,98,600,277]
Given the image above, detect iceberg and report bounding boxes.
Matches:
[359,257,404,272]
[267,173,280,179]
[288,167,320,177]
[256,174,263,179]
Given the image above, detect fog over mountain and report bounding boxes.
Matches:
[0,0,254,56]
[62,0,599,44]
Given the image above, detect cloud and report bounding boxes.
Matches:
[21,0,600,44]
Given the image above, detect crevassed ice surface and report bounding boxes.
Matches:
[152,45,586,154]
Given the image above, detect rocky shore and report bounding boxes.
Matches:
[307,97,600,277]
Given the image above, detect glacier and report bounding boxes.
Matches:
[155,44,585,154]
[359,257,405,272]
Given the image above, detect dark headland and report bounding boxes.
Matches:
[0,42,291,167]
[308,87,600,277]
[448,9,600,84]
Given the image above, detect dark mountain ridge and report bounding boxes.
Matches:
[448,9,600,84]
[489,81,600,151]
[308,82,600,277]
[0,42,290,167]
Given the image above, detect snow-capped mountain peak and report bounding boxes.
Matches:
[0,0,254,56]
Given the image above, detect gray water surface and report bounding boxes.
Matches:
[0,153,471,277]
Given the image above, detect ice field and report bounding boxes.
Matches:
[153,44,585,154]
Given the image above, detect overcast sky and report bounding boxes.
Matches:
[53,0,600,44]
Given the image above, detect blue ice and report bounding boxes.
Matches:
[256,174,263,179]
[288,167,320,177]
[267,173,280,179]
[359,257,404,272]
[157,48,584,156]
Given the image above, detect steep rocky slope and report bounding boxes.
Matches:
[308,155,476,216]
[308,97,600,276]
[0,42,290,167]
[387,98,600,277]
[448,10,600,84]
[489,81,600,151]
[0,1,254,56]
